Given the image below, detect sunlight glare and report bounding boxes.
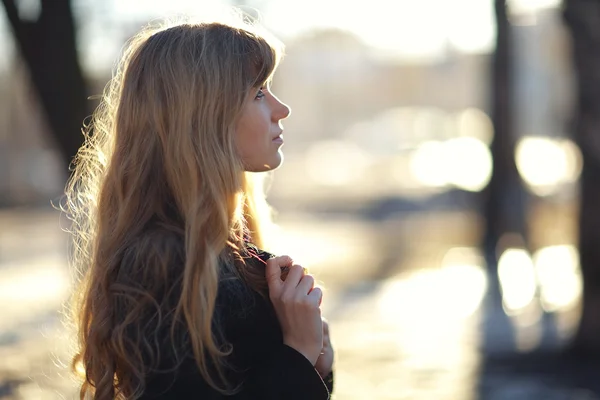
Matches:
[440,247,488,317]
[112,0,224,17]
[515,137,582,196]
[508,0,562,15]
[447,0,495,53]
[409,138,492,191]
[0,254,71,329]
[264,0,495,61]
[378,254,487,324]
[497,248,537,312]
[445,137,493,192]
[409,141,447,188]
[533,245,582,312]
[266,221,369,270]
[374,253,486,382]
[0,265,69,305]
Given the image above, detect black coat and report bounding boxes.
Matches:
[140,246,334,399]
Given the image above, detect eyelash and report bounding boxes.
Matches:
[255,87,266,100]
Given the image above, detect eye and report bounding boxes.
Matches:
[255,87,266,100]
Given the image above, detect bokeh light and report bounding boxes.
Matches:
[456,108,494,145]
[533,245,582,312]
[497,248,537,313]
[409,137,492,192]
[515,136,582,196]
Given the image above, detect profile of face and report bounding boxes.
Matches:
[235,84,291,172]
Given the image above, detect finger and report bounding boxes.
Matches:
[296,274,315,296]
[282,264,305,288]
[307,286,323,306]
[266,256,293,290]
[280,265,290,281]
[281,265,307,281]
[322,319,329,335]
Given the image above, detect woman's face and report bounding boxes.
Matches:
[235,84,291,172]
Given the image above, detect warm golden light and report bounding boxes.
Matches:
[409,141,447,188]
[456,108,494,145]
[533,245,582,312]
[0,256,69,305]
[497,248,537,312]
[378,250,487,323]
[515,136,582,196]
[445,137,493,191]
[305,140,371,186]
[265,0,495,61]
[363,247,486,399]
[409,138,492,192]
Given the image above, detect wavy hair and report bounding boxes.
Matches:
[65,13,283,399]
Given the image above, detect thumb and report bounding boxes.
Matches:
[265,255,293,290]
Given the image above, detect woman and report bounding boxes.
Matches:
[66,13,334,400]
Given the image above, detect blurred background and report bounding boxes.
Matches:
[1,0,600,399]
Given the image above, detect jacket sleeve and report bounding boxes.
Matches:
[323,371,334,394]
[242,344,331,399]
[143,344,330,399]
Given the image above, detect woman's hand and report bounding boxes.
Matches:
[315,318,334,378]
[266,255,323,366]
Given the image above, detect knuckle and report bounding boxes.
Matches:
[268,255,291,266]
[291,264,304,273]
[302,276,315,287]
[279,255,293,264]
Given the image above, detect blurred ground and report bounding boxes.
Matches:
[0,207,598,400]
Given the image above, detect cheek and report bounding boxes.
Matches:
[237,117,268,150]
[236,127,255,156]
[235,126,263,165]
[234,102,273,162]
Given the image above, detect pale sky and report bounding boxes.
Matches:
[108,0,497,58]
[0,0,561,73]
[82,0,496,71]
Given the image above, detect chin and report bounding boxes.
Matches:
[269,153,284,170]
[246,153,283,172]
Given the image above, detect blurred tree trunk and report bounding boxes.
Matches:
[479,0,528,353]
[564,0,600,356]
[483,0,528,275]
[2,0,89,168]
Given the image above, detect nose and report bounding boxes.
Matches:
[272,95,291,121]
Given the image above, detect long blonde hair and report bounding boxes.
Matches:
[65,14,283,399]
